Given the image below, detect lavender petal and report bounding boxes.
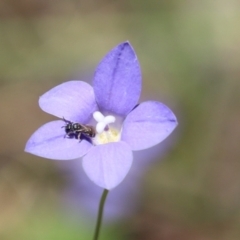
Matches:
[93,42,141,116]
[39,81,98,123]
[82,141,133,190]
[121,101,178,150]
[25,121,92,160]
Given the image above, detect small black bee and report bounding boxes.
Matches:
[62,117,95,140]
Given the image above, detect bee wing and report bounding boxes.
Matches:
[79,124,89,133]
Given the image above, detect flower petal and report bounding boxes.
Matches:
[82,142,133,190]
[93,42,141,116]
[39,81,98,123]
[121,101,178,150]
[25,121,93,160]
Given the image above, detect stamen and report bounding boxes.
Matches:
[93,111,116,134]
[96,122,106,133]
[104,116,115,124]
[94,128,120,145]
[92,111,120,145]
[93,111,105,122]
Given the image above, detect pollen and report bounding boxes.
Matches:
[94,127,120,145]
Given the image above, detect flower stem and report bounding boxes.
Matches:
[93,189,109,240]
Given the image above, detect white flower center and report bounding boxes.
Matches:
[93,111,121,145]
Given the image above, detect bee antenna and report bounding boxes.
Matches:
[62,117,70,123]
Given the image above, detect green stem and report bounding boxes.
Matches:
[93,189,109,240]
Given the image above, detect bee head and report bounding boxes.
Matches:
[73,123,82,131]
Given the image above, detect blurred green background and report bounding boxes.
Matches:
[0,0,240,239]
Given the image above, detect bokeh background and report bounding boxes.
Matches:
[0,0,240,239]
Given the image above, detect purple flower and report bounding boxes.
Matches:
[25,41,178,190]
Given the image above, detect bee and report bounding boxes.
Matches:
[62,118,95,141]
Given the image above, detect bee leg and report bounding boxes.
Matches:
[77,132,82,142]
[64,133,71,139]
